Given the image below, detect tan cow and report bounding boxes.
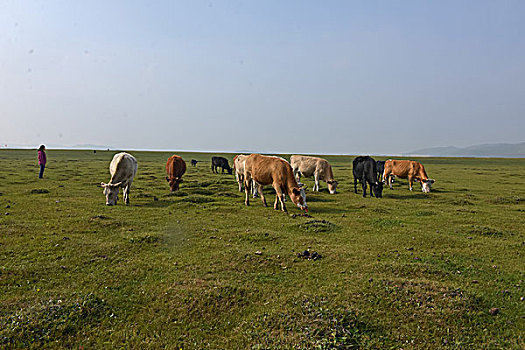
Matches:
[100,152,138,205]
[290,155,338,194]
[244,154,307,212]
[383,159,435,193]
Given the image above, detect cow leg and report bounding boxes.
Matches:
[313,173,320,191]
[409,177,413,191]
[388,174,393,190]
[273,185,286,212]
[244,175,251,206]
[236,172,243,192]
[258,185,267,207]
[123,184,130,205]
[370,183,375,197]
[361,177,367,197]
[252,180,259,198]
[354,177,358,194]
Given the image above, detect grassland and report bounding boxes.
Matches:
[0,149,524,349]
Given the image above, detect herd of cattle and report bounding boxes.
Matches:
[101,152,435,211]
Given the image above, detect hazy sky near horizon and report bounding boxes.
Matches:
[1,1,524,154]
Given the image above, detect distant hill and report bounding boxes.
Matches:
[407,142,525,158]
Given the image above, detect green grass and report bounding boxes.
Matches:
[0,149,524,349]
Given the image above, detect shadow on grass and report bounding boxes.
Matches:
[383,192,433,200]
[134,200,175,208]
[305,196,334,203]
[427,188,451,193]
[309,207,347,214]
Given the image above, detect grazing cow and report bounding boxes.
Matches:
[211,156,233,174]
[383,159,435,193]
[290,155,338,194]
[165,154,186,191]
[352,156,383,198]
[190,159,198,167]
[100,152,138,205]
[244,154,307,212]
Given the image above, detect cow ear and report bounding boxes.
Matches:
[178,178,184,183]
[166,176,169,182]
[430,179,435,184]
[100,182,106,187]
[292,187,302,195]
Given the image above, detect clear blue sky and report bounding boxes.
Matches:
[1,1,524,154]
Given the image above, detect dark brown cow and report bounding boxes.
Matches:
[383,159,435,193]
[244,154,307,212]
[165,154,186,191]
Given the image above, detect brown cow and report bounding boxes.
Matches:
[383,159,435,193]
[165,154,186,191]
[244,154,307,212]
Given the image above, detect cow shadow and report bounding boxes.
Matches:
[384,193,433,200]
[428,188,450,193]
[134,199,174,208]
[308,207,348,214]
[305,196,334,203]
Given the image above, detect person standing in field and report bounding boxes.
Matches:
[38,145,47,178]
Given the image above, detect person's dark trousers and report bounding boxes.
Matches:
[39,164,45,178]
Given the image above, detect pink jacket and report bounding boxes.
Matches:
[38,150,47,165]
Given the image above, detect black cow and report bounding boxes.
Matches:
[191,159,198,167]
[353,156,383,198]
[211,156,233,174]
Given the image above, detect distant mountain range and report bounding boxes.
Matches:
[407,142,525,158]
[0,143,114,150]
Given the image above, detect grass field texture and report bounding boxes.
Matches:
[0,149,524,349]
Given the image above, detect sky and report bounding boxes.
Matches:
[1,1,524,155]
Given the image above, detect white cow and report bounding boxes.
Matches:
[100,152,138,205]
[290,155,338,194]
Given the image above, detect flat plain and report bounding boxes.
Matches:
[0,149,524,349]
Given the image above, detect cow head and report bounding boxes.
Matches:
[372,181,384,198]
[290,187,308,211]
[421,179,435,193]
[327,180,338,194]
[101,182,121,205]
[166,176,183,191]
